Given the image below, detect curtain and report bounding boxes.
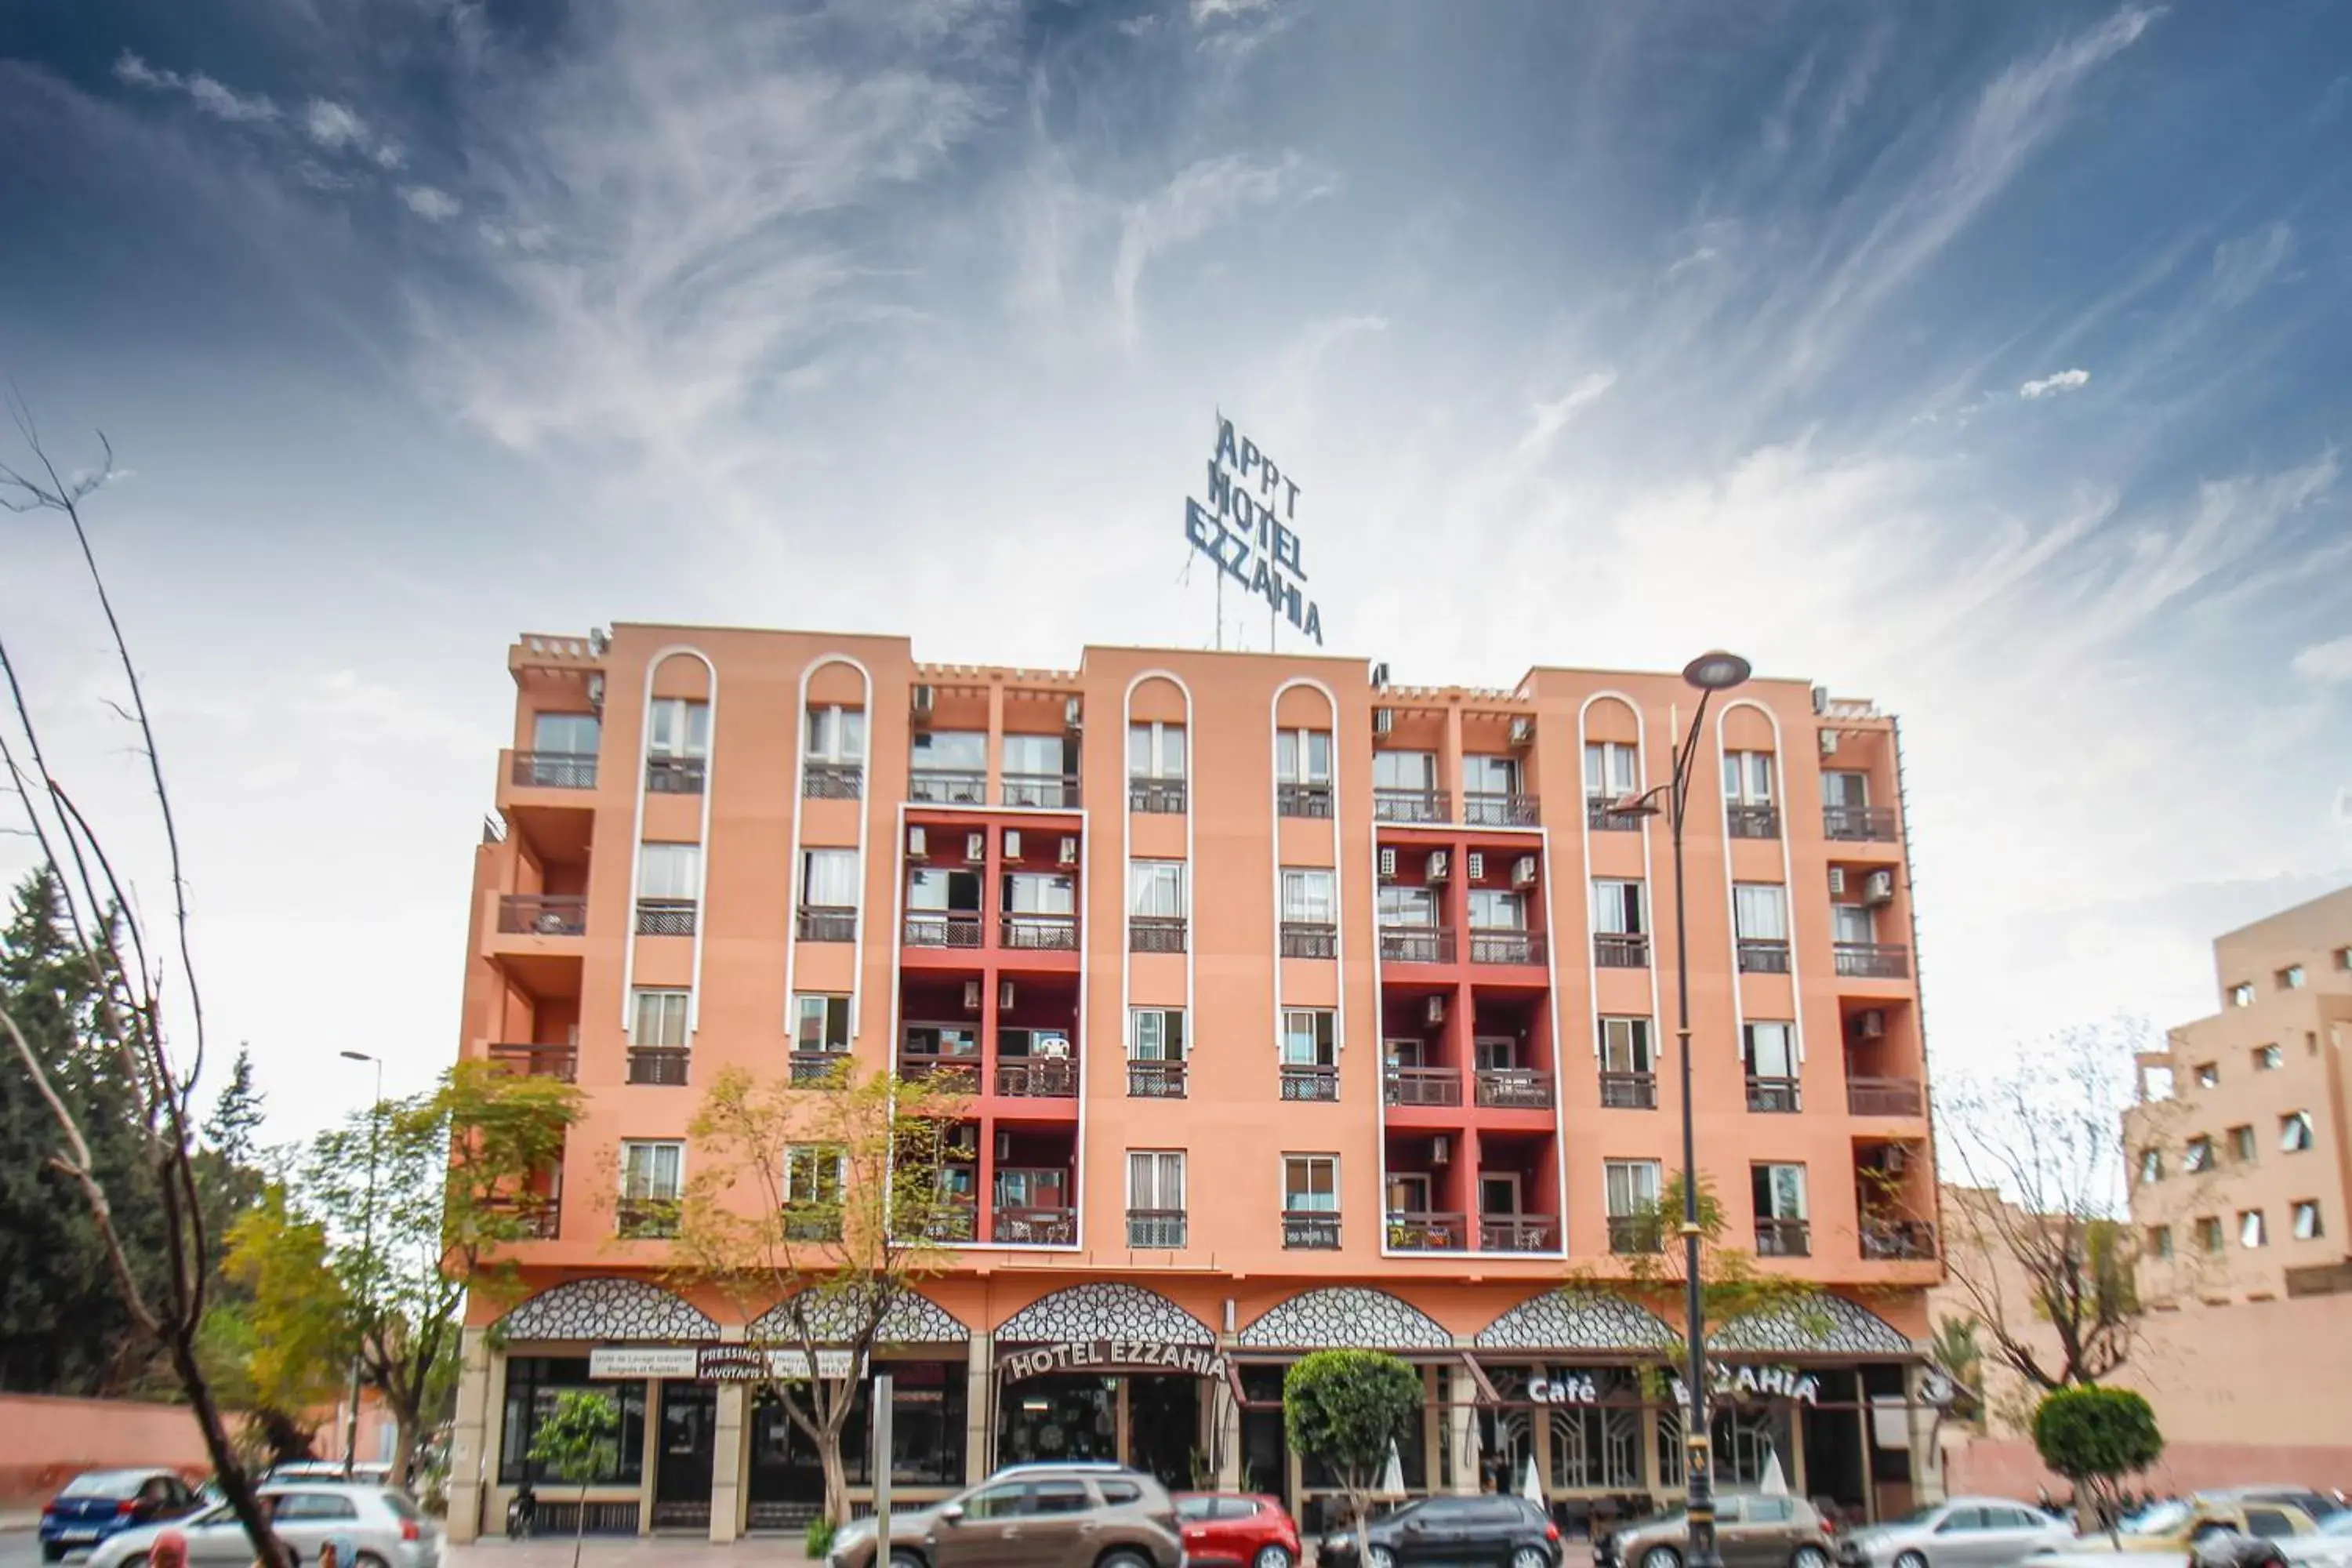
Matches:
[803,848,858,906]
[1733,884,1787,940]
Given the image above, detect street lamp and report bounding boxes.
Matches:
[1610,650,1750,1568]
[339,1050,383,1481]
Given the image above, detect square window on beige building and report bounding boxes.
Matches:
[2184,1136,2214,1172]
[2255,1044,2283,1072]
[2229,1124,2256,1163]
[2282,1111,2314,1152]
[2194,1062,2220,1087]
[2278,964,2305,990]
[2138,1148,2163,1184]
[2148,1225,2172,1259]
[2239,1210,2267,1248]
[2293,1200,2323,1240]
[2195,1216,2223,1253]
[2229,982,2255,1007]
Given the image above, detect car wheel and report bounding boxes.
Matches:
[354,1555,390,1568]
[1895,1551,1929,1568]
[1253,1546,1295,1568]
[1367,1548,1399,1568]
[1791,1546,1832,1568]
[1514,1547,1552,1568]
[887,1550,927,1568]
[1642,1546,1686,1568]
[41,1548,67,1565]
[1092,1552,1153,1568]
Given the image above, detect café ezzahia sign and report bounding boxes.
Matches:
[1182,416,1325,645]
[589,1345,860,1382]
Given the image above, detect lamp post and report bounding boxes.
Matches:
[339,1049,383,1480]
[1612,650,1751,1568]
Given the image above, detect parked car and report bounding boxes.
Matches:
[39,1471,201,1563]
[2210,1494,2345,1525]
[1839,1497,2077,1568]
[2053,1497,2327,1555]
[1319,1495,1563,1568]
[263,1463,394,1487]
[2282,1512,2352,1568]
[85,1483,441,1568]
[824,1463,1182,1568]
[1598,1494,1835,1568]
[1175,1492,1304,1568]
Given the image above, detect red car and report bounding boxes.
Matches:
[1176,1493,1305,1568]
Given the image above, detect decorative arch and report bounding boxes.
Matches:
[1237,1287,1450,1350]
[785,652,876,1041]
[1715,696,1805,1062]
[496,1276,719,1342]
[1575,691,1664,1064]
[1474,1290,1677,1352]
[996,1283,1213,1345]
[1715,1293,1914,1356]
[622,644,719,1032]
[1269,677,1345,1069]
[750,1288,967,1346]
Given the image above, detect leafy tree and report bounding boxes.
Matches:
[528,1390,621,1568]
[1566,1171,1826,1342]
[2033,1386,2161,1533]
[669,1062,968,1528]
[1929,1315,1985,1429]
[1283,1349,1422,1552]
[216,1188,354,1445]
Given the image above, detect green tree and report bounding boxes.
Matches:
[2032,1386,2162,1533]
[216,1189,354,1450]
[1566,1171,1826,1343]
[1283,1349,1422,1552]
[528,1390,621,1568]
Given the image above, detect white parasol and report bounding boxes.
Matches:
[1377,1439,1406,1499]
[1760,1449,1790,1497]
[1522,1454,1545,1507]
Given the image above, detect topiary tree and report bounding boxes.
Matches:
[2031,1385,2161,1535]
[1283,1348,1422,1552]
[528,1388,621,1568]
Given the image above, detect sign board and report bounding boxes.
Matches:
[1670,1364,1822,1408]
[997,1339,1230,1386]
[586,1345,859,1381]
[1182,415,1324,646]
[589,1347,696,1380]
[1526,1374,1601,1406]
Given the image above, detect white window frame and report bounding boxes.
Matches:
[1755,1163,1809,1221]
[2239,1209,2267,1249]
[1378,885,1440,927]
[800,848,859,909]
[804,705,866,764]
[793,993,851,1053]
[1831,904,1875,944]
[1280,867,1338,924]
[1592,880,1646,935]
[1283,1153,1339,1213]
[1127,721,1187,781]
[1478,1172,1523,1216]
[1721,751,1774,804]
[630,988,691,1047]
[1474,1035,1516,1071]
[1604,1159,1661,1218]
[1281,1008,1337,1066]
[1584,742,1639,800]
[1003,870,1076,914]
[638,841,702,901]
[1129,859,1188,918]
[2293,1200,2322,1241]
[646,698,710,759]
[1599,1017,1653,1074]
[1127,1150,1186,1214]
[1821,769,1869,808]
[1130,1007,1187,1062]
[1276,728,1332,785]
[1743,1022,1796,1079]
[620,1140,684,1202]
[1387,1172,1434,1214]
[786,1145,847,1206]
[1462,754,1519,795]
[1468,888,1526,931]
[2281,1111,2314,1152]
[1733,884,1789,942]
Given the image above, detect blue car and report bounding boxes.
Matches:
[39,1469,201,1563]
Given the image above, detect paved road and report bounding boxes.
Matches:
[1,1530,55,1568]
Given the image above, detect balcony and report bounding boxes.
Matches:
[1379,927,1456,964]
[1479,1215,1556,1252]
[1129,778,1187,814]
[897,1052,979,1088]
[1130,915,1188,953]
[902,912,982,949]
[1280,920,1338,959]
[1726,804,1780,840]
[1280,1064,1339,1102]
[1126,1210,1187,1248]
[1385,1066,1461,1107]
[1607,1214,1664,1254]
[796,906,856,943]
[993,1206,1076,1246]
[1736,938,1791,974]
[627,1046,690,1086]
[995,1059,1078,1098]
[1594,932,1649,968]
[1755,1218,1811,1258]
[1001,913,1080,952]
[1463,791,1538,827]
[499,894,586,937]
[1475,1068,1555,1110]
[1834,942,1911,979]
[1374,788,1450,824]
[485,1196,561,1240]
[1002,772,1079,809]
[636,898,697,937]
[802,761,862,800]
[645,756,706,794]
[1861,1219,1938,1261]
[1127,1059,1187,1098]
[1587,797,1646,833]
[1745,1076,1802,1113]
[1279,782,1333,818]
[1469,930,1547,966]
[1848,1076,1926,1117]
[789,1050,848,1087]
[1282,1211,1341,1250]
[487,1042,577,1082]
[511,751,598,789]
[1387,1211,1467,1250]
[1824,804,1898,842]
[909,768,987,805]
[616,1198,680,1240]
[782,1207,844,1243]
[917,1203,978,1243]
[1599,1072,1657,1109]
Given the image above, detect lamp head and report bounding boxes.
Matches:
[1682,651,1751,692]
[339,1051,374,1064]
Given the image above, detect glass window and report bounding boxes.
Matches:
[1282,1009,1337,1065]
[1128,722,1186,779]
[1129,860,1186,916]
[2195,1062,2220,1087]
[1003,733,1072,775]
[2148,1225,2172,1258]
[2229,982,2255,1007]
[2138,1148,2163,1184]
[2245,1511,2296,1541]
[805,706,866,764]
[533,712,601,755]
[1832,904,1875,944]
[639,841,701,900]
[1379,885,1439,927]
[1284,1154,1338,1211]
[2184,1136,2213,1171]
[2283,1112,2314,1152]
[1821,770,1868,808]
[1276,729,1332,784]
[630,988,689,1047]
[1463,755,1519,795]
[1373,750,1437,791]
[1096,1480,1142,1507]
[621,1141,683,1201]
[1004,872,1075,913]
[912,730,985,770]
[786,1145,845,1206]
[801,848,858,908]
[2240,1210,2267,1248]
[1600,1018,1653,1073]
[1752,1163,1807,1219]
[1129,1150,1185,1211]
[1605,1160,1661,1216]
[1733,884,1788,941]
[2256,1044,2283,1071]
[2195,1216,2223,1253]
[647,699,710,759]
[962,1482,1029,1520]
[1281,868,1337,923]
[1130,1007,1186,1061]
[2230,1125,2257,1163]
[1722,751,1773,804]
[793,995,849,1052]
[270,1494,359,1522]
[1744,1022,1795,1078]
[1592,880,1646,935]
[1475,1036,1515,1070]
[2278,965,2306,990]
[2294,1200,2323,1240]
[499,1359,648,1485]
[1584,742,1639,798]
[1468,889,1524,930]
[907,866,981,913]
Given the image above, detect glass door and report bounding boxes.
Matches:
[652,1381,717,1529]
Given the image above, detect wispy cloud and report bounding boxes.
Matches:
[2292,634,2352,684]
[1112,151,1330,346]
[2020,367,2091,398]
[400,184,461,221]
[2211,220,2293,307]
[1515,371,1618,456]
[114,51,280,124]
[303,98,404,169]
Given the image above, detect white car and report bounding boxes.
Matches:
[2283,1515,2352,1568]
[85,1484,440,1568]
[1840,1498,2077,1568]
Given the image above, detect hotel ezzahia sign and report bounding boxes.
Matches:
[1183,415,1325,646]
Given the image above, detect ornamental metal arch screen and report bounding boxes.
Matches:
[1713,1292,1914,1356]
[750,1288,969,1346]
[995,1282,1214,1345]
[1237,1287,1451,1349]
[1474,1290,1678,1352]
[497,1276,720,1341]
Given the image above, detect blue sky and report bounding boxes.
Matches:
[2,0,2348,1134]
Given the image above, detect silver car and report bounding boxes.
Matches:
[87,1484,441,1568]
[1840,1498,2074,1568]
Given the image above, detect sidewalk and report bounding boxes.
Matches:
[452,1541,816,1566]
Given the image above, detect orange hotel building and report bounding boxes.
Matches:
[444,624,1950,1542]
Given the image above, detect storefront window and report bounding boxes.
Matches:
[749,1361,967,1497]
[999,1374,1119,1465]
[1657,1402,1795,1490]
[1546,1370,1643,1490]
[499,1358,646,1486]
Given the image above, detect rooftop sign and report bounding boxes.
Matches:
[1183,415,1324,646]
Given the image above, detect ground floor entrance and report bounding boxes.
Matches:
[995,1372,1204,1490]
[652,1381,716,1532]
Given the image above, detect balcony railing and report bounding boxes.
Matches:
[1588,797,1646,832]
[1463,791,1539,827]
[1279,1064,1339,1101]
[627,1046,691,1086]
[908,768,987,805]
[1387,1211,1467,1250]
[796,906,856,942]
[1726,804,1780,839]
[1861,1219,1938,1261]
[789,1050,849,1087]
[1610,1214,1667,1254]
[499,894,586,936]
[1848,1076,1926,1116]
[488,1042,578,1082]
[1755,1218,1812,1258]
[1379,926,1455,964]
[783,1208,843,1243]
[1282,1210,1341,1250]
[1594,932,1649,968]
[1475,1068,1555,1109]
[1469,930,1546,966]
[1599,1072,1657,1109]
[1130,915,1188,953]
[1280,920,1338,959]
[485,1196,561,1240]
[645,755,706,794]
[1126,1210,1187,1248]
[993,1206,1076,1246]
[511,751,598,789]
[896,1051,979,1088]
[1745,1076,1802,1113]
[1001,912,1080,951]
[995,1059,1078,1098]
[1835,942,1911,979]
[1278,781,1333,818]
[1127,1059,1187,1098]
[916,1203,978,1243]
[1002,772,1079,809]
[1374,787,1450,824]
[635,898,697,937]
[1385,1065,1461,1107]
[802,761,863,800]
[1479,1215,1556,1252]
[1737,938,1791,974]
[902,912,982,948]
[616,1198,680,1240]
[1129,777,1187,814]
[1824,804,1899,842]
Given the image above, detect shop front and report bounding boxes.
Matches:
[993,1341,1234,1487]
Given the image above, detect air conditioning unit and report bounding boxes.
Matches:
[999,978,1016,1010]
[1512,855,1537,888]
[965,832,987,865]
[1064,696,1083,730]
[1882,1145,1910,1176]
[996,1130,1011,1162]
[1374,707,1395,735]
[1827,866,1847,897]
[908,826,928,857]
[1431,1134,1451,1165]
[1003,829,1023,860]
[1508,717,1534,748]
[1864,869,1895,906]
[1466,851,1486,881]
[585,673,605,710]
[912,684,935,719]
[1058,836,1079,867]
[1818,730,1839,757]
[1424,994,1446,1027]
[1857,1009,1886,1039]
[1378,847,1399,880]
[1426,850,1450,883]
[962,980,982,1013]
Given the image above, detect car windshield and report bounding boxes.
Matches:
[2122,1502,2193,1534]
[2320,1515,2352,1538]
[60,1474,141,1498]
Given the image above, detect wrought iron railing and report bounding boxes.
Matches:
[1281,1211,1341,1250]
[1847,1076,1925,1116]
[1755,1218,1811,1258]
[1594,932,1649,967]
[1125,1210,1187,1248]
[995,1059,1078,1098]
[1001,772,1080,809]
[1279,921,1338,959]
[1130,915,1188,953]
[1279,1064,1339,1101]
[1745,1076,1802,1113]
[1599,1072,1656,1109]
[1587,797,1647,832]
[1823,804,1898,842]
[1462,791,1539,826]
[1469,930,1546,966]
[802,761,863,800]
[645,755,706,794]
[1127,1059,1187,1098]
[1737,938,1791,974]
[499,894,586,936]
[1834,942,1911,978]
[1373,788,1450,824]
[1378,926,1455,964]
[615,1198,680,1239]
[488,1042,577,1081]
[1385,1066,1461,1106]
[1128,777,1187,814]
[1386,1211,1466,1250]
[789,1050,848,1087]
[902,913,982,948]
[1726,803,1780,839]
[1475,1068,1554,1109]
[626,1046,690,1086]
[511,751,598,789]
[1000,912,1080,951]
[635,898,696,936]
[895,1052,979,1089]
[795,906,856,942]
[1861,1219,1937,1260]
[908,768,986,804]
[1607,1214,1664,1254]
[1479,1215,1555,1252]
[1277,781,1333,818]
[993,1207,1076,1246]
[485,1196,561,1240]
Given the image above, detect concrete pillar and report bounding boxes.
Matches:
[1907,1367,1947,1505]
[637,1381,661,1537]
[964,1334,993,1484]
[710,1322,749,1544]
[1445,1363,1480,1495]
[1214,1375,1243,1491]
[445,1329,494,1544]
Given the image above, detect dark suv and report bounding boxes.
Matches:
[1320,1495,1564,1568]
[826,1463,1183,1568]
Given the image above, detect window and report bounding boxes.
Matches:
[1281,868,1337,924]
[1276,729,1332,783]
[2278,964,2306,990]
[1003,732,1073,777]
[2240,1210,2267,1248]
[638,841,702,900]
[805,705,866,763]
[2138,1148,2164,1185]
[2339,946,2352,972]
[1753,1163,1807,1219]
[2256,1044,2283,1072]
[1003,871,1075,913]
[1605,1160,1661,1215]
[2148,1225,2172,1259]
[1128,1149,1185,1211]
[1131,1007,1186,1061]
[2281,1110,2314,1152]
[2194,1062,2220,1088]
[499,1363,649,1486]
[1600,1018,1653,1074]
[1098,1481,1143,1507]
[1463,754,1519,795]
[2195,1216,2223,1254]
[786,1145,845,1206]
[1128,721,1186,779]
[1379,884,1439,927]
[1821,770,1869,808]
[1284,1154,1338,1212]
[1282,1008,1337,1065]
[801,848,859,909]
[793,994,850,1053]
[961,1482,1028,1520]
[2245,1512,2297,1541]
[1831,904,1876,944]
[1475,1036,1515,1071]
[646,698,710,758]
[1722,751,1773,804]
[1373,750,1438,790]
[1733,884,1788,941]
[1584,742,1639,800]
[630,988,690,1047]
[1130,860,1186,916]
[2229,982,2255,1007]
[2294,1200,2323,1240]
[1592,880,1646,935]
[1468,889,1525,930]
[533,711,601,755]
[270,1494,359,1522]
[911,729,985,770]
[621,1140,683,1201]
[2229,1124,2256,1163]
[1744,1022,1796,1081]
[906,866,981,912]
[2183,1136,2213,1172]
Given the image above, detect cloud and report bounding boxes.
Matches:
[303,98,403,168]
[1515,371,1618,455]
[2292,634,2352,684]
[2020,367,2090,398]
[2211,220,2293,307]
[400,184,462,221]
[1112,151,1330,345]
[1192,0,1275,19]
[113,51,280,124]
